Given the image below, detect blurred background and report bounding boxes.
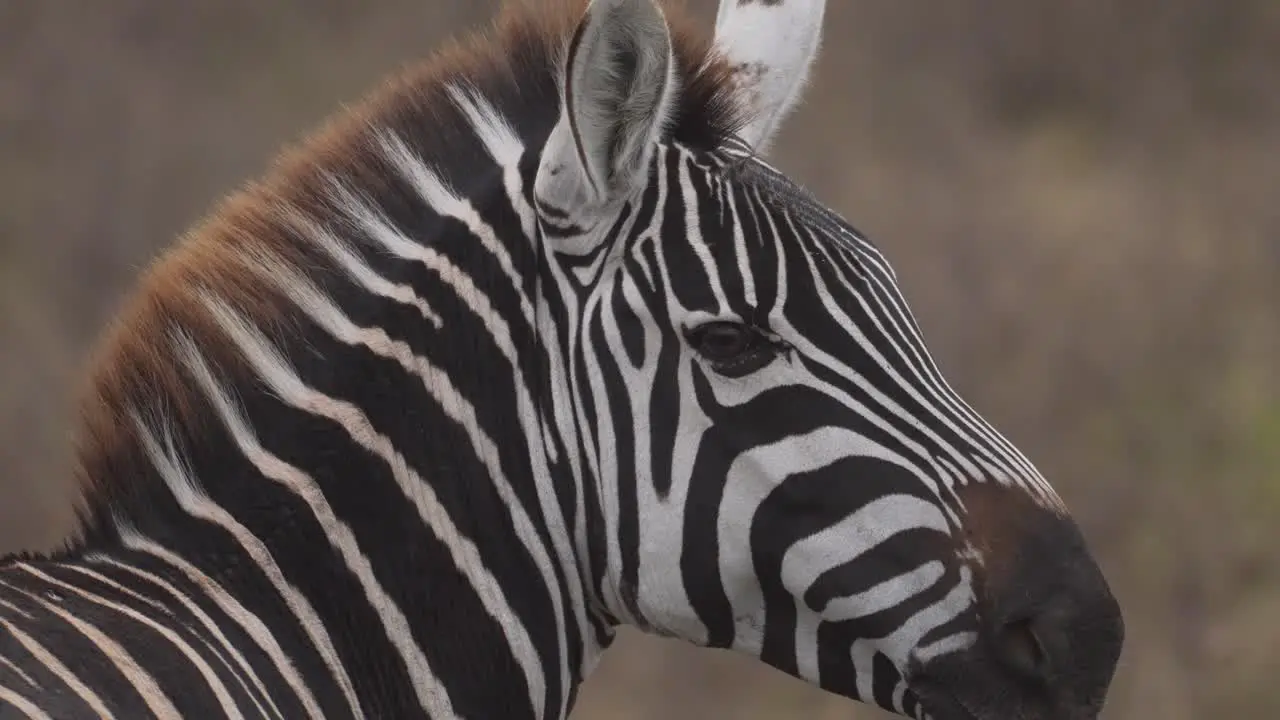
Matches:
[1,1,1277,717]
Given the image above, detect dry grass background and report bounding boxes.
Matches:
[2,1,1278,717]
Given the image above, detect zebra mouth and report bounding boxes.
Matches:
[910,681,981,720]
[919,699,980,720]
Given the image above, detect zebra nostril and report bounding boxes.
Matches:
[995,616,1049,681]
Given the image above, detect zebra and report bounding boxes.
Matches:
[0,0,1124,718]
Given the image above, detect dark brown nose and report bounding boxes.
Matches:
[909,484,1124,719]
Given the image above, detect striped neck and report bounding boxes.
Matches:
[51,133,608,717]
[40,4,746,718]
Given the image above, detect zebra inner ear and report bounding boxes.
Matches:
[536,0,677,219]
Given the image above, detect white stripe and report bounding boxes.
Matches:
[891,678,911,717]
[281,208,443,330]
[793,604,822,686]
[14,564,246,720]
[779,496,948,611]
[0,615,114,719]
[0,648,40,691]
[913,630,976,665]
[114,530,327,720]
[0,683,52,720]
[376,131,531,325]
[723,175,757,307]
[129,421,366,719]
[820,562,947,623]
[851,638,879,705]
[446,85,539,241]
[0,577,182,720]
[676,147,731,313]
[754,185,789,312]
[575,287,630,625]
[0,597,35,621]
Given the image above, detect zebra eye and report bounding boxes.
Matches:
[685,321,780,375]
[688,321,755,359]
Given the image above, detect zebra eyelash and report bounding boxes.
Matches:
[683,319,794,377]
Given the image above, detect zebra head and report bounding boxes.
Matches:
[534,1,1124,717]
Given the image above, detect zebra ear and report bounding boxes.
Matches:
[714,0,826,153]
[535,0,677,221]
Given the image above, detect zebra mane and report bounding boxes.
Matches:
[62,0,743,547]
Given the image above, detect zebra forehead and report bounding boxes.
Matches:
[693,157,884,263]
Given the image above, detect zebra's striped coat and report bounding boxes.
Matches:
[0,1,1123,719]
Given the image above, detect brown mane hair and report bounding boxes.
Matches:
[67,0,743,540]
